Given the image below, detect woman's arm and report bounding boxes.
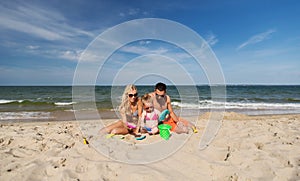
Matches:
[137,98,143,117]
[134,98,143,134]
[139,110,146,128]
[119,110,128,127]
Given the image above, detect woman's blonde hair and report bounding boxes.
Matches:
[119,84,137,114]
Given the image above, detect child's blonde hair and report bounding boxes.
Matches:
[141,93,153,105]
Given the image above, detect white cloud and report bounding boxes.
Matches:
[139,40,152,45]
[26,45,40,50]
[128,8,140,15]
[0,2,94,41]
[0,2,98,62]
[119,8,151,18]
[120,45,169,55]
[22,47,83,61]
[0,17,65,40]
[237,29,276,50]
[205,32,218,46]
[59,50,83,61]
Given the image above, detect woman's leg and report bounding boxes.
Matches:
[111,127,129,135]
[99,120,125,134]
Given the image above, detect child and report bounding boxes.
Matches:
[140,93,160,135]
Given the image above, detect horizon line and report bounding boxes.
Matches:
[0,84,300,86]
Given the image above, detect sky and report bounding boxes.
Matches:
[0,0,299,85]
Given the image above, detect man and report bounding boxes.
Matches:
[149,82,197,133]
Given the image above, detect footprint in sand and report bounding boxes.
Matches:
[51,157,67,169]
[75,163,88,173]
[0,137,14,146]
[5,146,38,158]
[254,142,264,150]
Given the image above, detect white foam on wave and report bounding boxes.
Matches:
[0,100,24,104]
[172,100,300,110]
[54,102,76,106]
[224,101,300,109]
[0,100,16,104]
[0,112,53,120]
[171,102,201,109]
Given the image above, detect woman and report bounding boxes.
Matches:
[99,84,142,135]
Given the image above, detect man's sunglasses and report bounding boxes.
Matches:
[155,93,165,98]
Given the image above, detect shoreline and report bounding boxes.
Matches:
[1,108,300,123]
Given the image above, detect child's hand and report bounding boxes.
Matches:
[133,129,140,135]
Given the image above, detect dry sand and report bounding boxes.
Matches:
[1,112,300,180]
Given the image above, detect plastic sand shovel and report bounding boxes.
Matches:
[135,135,146,140]
[158,109,170,123]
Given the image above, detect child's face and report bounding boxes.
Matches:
[143,102,154,113]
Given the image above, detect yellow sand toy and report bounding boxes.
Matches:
[192,126,198,133]
[83,137,89,144]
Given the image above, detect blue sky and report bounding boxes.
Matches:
[0,0,299,85]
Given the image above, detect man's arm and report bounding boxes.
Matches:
[166,95,179,122]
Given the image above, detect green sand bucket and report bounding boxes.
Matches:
[158,124,172,140]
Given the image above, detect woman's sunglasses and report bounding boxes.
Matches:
[128,93,138,98]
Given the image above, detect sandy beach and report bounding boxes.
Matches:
[1,112,300,180]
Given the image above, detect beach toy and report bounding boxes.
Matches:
[118,135,125,139]
[192,126,198,133]
[135,135,146,140]
[158,109,170,123]
[106,133,115,138]
[83,137,89,144]
[105,134,125,139]
[158,124,172,140]
[144,127,152,132]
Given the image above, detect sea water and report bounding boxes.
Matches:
[0,85,300,121]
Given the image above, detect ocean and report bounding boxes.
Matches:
[0,85,300,121]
